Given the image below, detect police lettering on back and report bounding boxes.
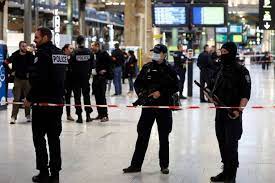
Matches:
[76,55,90,62]
[52,54,68,64]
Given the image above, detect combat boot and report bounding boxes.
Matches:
[76,115,83,123]
[32,170,49,183]
[210,171,226,182]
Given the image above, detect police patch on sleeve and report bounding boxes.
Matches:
[76,55,90,62]
[245,75,251,83]
[52,55,68,64]
[34,57,38,64]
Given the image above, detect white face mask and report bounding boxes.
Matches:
[152,52,161,61]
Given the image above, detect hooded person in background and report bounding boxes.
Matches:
[207,42,251,183]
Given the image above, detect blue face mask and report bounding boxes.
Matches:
[152,52,161,61]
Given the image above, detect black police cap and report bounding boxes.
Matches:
[150,44,168,54]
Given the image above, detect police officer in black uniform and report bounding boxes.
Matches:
[173,44,187,99]
[197,44,214,102]
[207,42,251,183]
[91,41,113,122]
[24,27,67,183]
[123,44,178,174]
[71,36,93,123]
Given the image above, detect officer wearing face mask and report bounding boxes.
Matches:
[123,44,179,175]
[208,42,251,183]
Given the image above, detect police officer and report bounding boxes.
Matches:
[197,44,214,102]
[91,41,113,122]
[24,27,67,183]
[123,44,178,174]
[207,42,251,183]
[62,44,75,121]
[173,44,187,99]
[71,36,93,123]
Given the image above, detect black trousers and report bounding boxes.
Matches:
[92,76,108,117]
[215,110,243,171]
[199,70,211,101]
[176,68,186,96]
[65,82,73,116]
[131,108,173,169]
[73,81,92,116]
[32,106,63,174]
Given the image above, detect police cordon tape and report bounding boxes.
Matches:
[2,101,270,110]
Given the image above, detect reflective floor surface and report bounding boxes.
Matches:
[1,63,275,183]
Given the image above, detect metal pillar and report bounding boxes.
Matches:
[172,28,178,46]
[79,0,86,35]
[24,0,32,44]
[0,0,6,40]
[67,0,73,38]
[34,0,39,30]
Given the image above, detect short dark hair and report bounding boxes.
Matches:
[62,44,71,52]
[37,27,52,41]
[128,50,135,56]
[76,35,85,45]
[204,44,209,51]
[19,41,27,47]
[114,43,120,49]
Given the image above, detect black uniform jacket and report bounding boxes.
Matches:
[27,41,67,103]
[134,60,179,106]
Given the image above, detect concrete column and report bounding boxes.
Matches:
[67,0,73,38]
[144,0,153,53]
[124,0,137,46]
[0,0,6,40]
[79,0,86,35]
[24,0,32,44]
[172,28,178,46]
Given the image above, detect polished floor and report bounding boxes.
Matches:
[1,63,275,183]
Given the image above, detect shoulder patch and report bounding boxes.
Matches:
[34,57,38,64]
[245,74,251,83]
[52,55,68,64]
[76,55,90,62]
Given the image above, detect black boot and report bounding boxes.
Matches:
[210,171,226,182]
[32,170,49,183]
[225,167,237,183]
[160,167,169,174]
[123,166,141,173]
[76,115,83,123]
[50,173,59,183]
[86,113,93,122]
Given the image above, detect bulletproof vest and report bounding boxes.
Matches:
[213,64,242,106]
[74,47,91,62]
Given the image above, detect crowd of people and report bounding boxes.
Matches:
[4,35,138,124]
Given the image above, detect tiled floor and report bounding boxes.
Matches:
[1,63,275,183]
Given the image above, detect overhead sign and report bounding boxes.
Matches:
[53,9,60,48]
[259,0,275,30]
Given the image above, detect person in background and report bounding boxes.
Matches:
[111,43,124,96]
[71,35,93,123]
[172,44,187,99]
[6,41,34,124]
[125,50,137,94]
[62,44,75,121]
[91,41,113,122]
[261,51,272,70]
[197,44,214,103]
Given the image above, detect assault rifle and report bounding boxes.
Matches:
[132,88,157,106]
[194,80,236,118]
